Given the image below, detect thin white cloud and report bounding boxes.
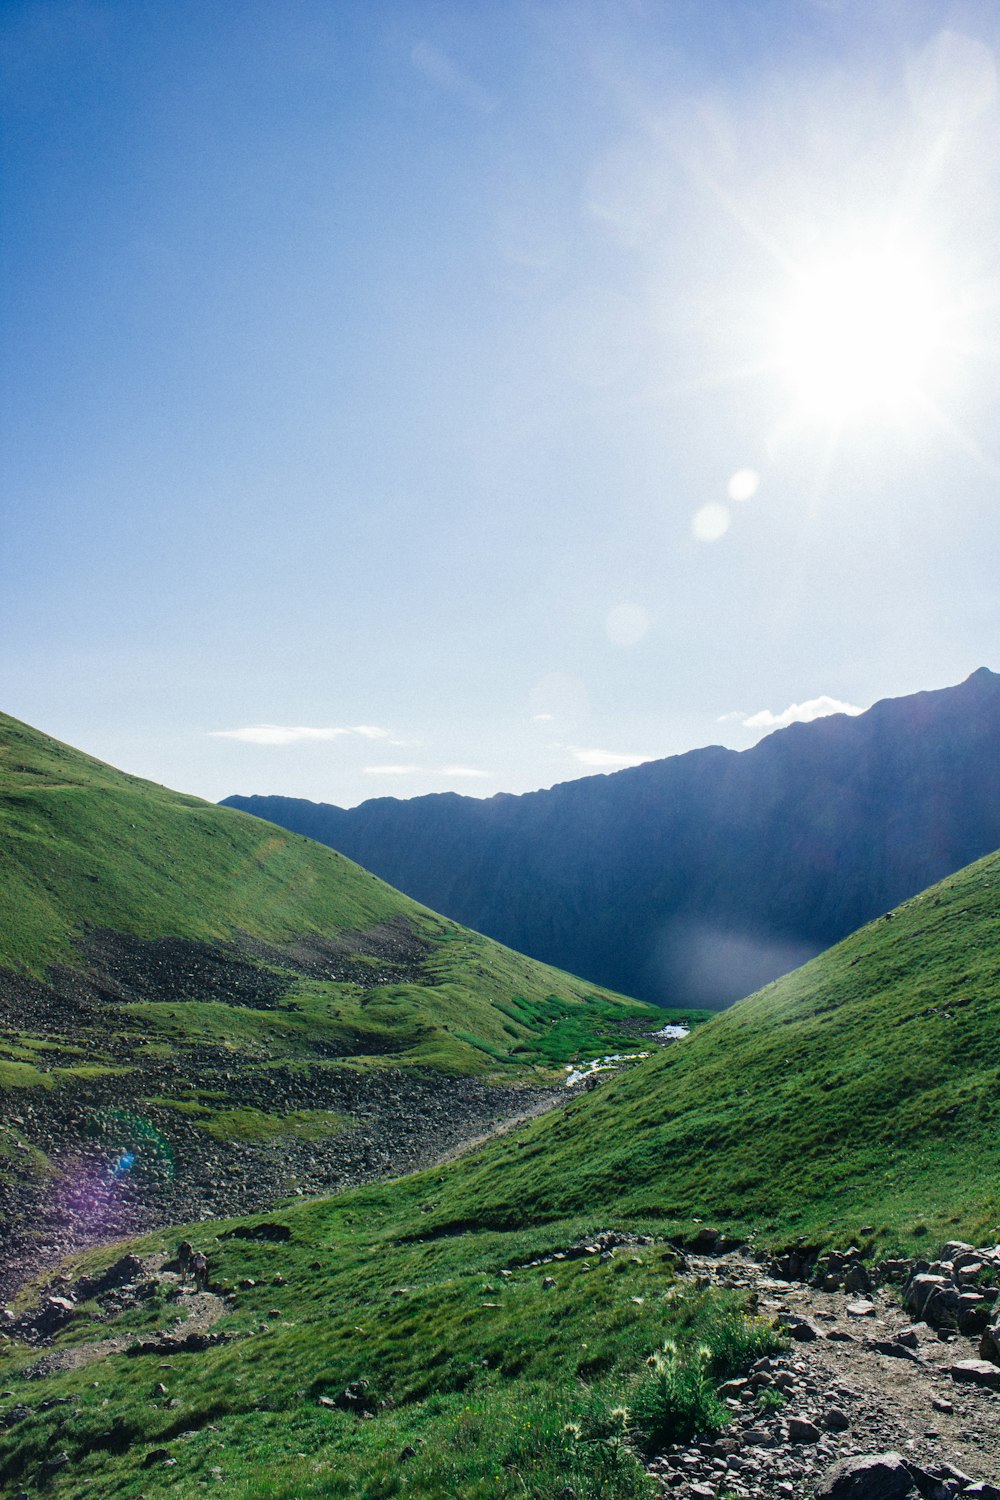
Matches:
[363,764,420,776]
[410,40,497,114]
[531,712,555,723]
[569,746,653,770]
[441,766,490,779]
[742,695,864,730]
[211,723,389,746]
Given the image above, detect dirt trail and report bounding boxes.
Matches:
[649,1250,1000,1498]
[12,1258,228,1379]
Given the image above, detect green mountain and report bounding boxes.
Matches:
[0,710,667,1282]
[425,842,1000,1251]
[0,839,997,1498]
[3,711,999,1499]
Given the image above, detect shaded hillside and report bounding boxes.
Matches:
[0,711,663,1283]
[225,667,1000,1007]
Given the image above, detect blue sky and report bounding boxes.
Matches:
[2,0,998,804]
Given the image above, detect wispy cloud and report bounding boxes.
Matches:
[363,763,491,781]
[741,696,864,730]
[211,724,389,746]
[410,40,497,114]
[568,746,653,770]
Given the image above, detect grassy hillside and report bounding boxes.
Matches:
[0,711,682,1287]
[0,710,664,1080]
[1,847,997,1497]
[420,844,1000,1251]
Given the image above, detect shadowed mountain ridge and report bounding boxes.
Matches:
[224,668,1000,1007]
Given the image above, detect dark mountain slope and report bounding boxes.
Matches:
[224,667,1000,1008]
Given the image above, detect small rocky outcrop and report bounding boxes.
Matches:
[903,1242,1000,1340]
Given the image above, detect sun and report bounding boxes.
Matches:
[779,243,948,421]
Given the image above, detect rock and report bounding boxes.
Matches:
[788,1416,821,1443]
[923,1285,962,1330]
[846,1301,877,1318]
[940,1242,975,1261]
[845,1263,874,1294]
[814,1452,919,1499]
[895,1328,921,1350]
[786,1315,823,1341]
[962,1486,1000,1499]
[905,1275,950,1319]
[958,1294,989,1335]
[142,1449,171,1468]
[541,1276,556,1290]
[949,1359,1000,1389]
[979,1321,1000,1366]
[930,1396,953,1413]
[823,1408,851,1432]
[868,1339,921,1362]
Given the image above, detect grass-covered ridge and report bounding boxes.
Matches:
[0,710,676,1281]
[0,709,665,1083]
[417,846,1000,1251]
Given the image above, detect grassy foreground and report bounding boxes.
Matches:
[1,846,997,1495]
[0,1188,781,1499]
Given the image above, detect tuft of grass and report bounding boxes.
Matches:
[629,1339,728,1450]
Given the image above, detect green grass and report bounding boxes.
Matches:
[0,710,675,1105]
[3,715,999,1495]
[414,848,1000,1253]
[0,1187,783,1499]
[146,1100,349,1143]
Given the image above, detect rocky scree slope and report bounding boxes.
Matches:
[225,668,1000,1007]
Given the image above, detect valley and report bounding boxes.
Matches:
[1,711,999,1497]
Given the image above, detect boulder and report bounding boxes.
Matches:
[923,1284,962,1330]
[905,1275,949,1319]
[814,1453,919,1499]
[784,1314,823,1341]
[957,1293,989,1336]
[950,1359,1000,1390]
[979,1321,1000,1366]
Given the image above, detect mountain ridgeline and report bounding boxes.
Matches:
[224,668,1000,1009]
